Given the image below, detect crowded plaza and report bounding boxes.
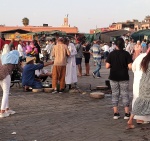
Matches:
[1,0,150,140]
[1,33,150,126]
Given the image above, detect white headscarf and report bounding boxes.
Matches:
[2,44,10,55]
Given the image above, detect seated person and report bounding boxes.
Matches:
[35,61,52,82]
[22,57,53,91]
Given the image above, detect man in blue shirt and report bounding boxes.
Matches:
[141,39,147,53]
[22,57,53,91]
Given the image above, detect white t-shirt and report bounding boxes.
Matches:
[44,44,51,54]
[109,46,115,52]
[18,44,24,57]
[102,45,109,52]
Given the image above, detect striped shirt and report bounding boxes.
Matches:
[90,44,101,63]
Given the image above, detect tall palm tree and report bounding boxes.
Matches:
[22,17,29,26]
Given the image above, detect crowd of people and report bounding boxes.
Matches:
[0,35,150,130]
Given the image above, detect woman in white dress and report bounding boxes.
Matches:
[65,39,78,89]
[132,48,150,123]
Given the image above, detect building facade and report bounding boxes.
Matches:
[0,17,78,34]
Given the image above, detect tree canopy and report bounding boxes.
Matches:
[22,17,29,26]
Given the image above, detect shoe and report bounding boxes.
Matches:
[96,76,101,78]
[0,112,10,118]
[92,72,95,78]
[52,90,58,94]
[113,113,120,119]
[5,110,16,115]
[124,113,130,120]
[59,89,64,93]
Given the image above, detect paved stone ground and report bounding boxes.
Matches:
[0,60,150,141]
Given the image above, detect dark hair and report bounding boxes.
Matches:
[50,38,56,43]
[57,37,64,43]
[115,38,125,50]
[63,37,69,45]
[141,52,150,73]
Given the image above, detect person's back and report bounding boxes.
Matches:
[51,38,70,93]
[107,50,131,81]
[75,43,83,58]
[103,44,109,52]
[91,43,101,58]
[52,44,69,66]
[106,38,132,120]
[22,62,43,86]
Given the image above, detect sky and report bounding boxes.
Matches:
[0,0,150,33]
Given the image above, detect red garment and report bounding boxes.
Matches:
[0,38,5,50]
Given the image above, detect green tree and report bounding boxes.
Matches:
[22,17,29,26]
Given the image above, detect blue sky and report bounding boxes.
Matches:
[0,0,150,33]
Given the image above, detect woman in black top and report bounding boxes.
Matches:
[83,42,91,76]
[106,38,132,120]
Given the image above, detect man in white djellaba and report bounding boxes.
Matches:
[65,39,78,89]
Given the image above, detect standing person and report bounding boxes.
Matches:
[109,42,115,53]
[52,37,70,93]
[141,39,147,53]
[125,39,129,49]
[0,50,20,118]
[9,39,15,51]
[33,40,41,63]
[44,41,50,62]
[127,48,150,129]
[102,43,109,61]
[17,40,24,61]
[90,40,101,78]
[83,42,91,76]
[75,39,83,77]
[132,40,142,60]
[132,49,150,124]
[128,39,135,56]
[106,38,132,120]
[49,38,56,60]
[125,39,130,52]
[64,38,78,89]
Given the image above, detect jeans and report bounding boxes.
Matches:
[32,81,42,89]
[0,75,11,110]
[93,62,101,77]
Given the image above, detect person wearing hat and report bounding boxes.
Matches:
[22,57,53,91]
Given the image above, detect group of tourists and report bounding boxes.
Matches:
[0,35,150,130]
